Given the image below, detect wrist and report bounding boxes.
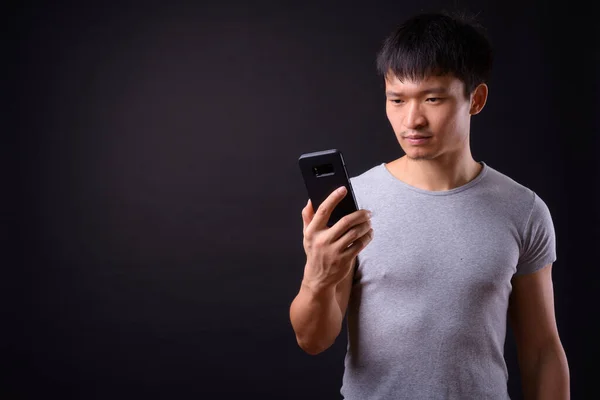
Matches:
[301,277,336,298]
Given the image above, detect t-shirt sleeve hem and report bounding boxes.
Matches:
[513,257,556,276]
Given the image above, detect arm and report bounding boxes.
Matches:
[289,258,355,355]
[508,263,570,399]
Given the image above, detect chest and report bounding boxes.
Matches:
[355,202,521,299]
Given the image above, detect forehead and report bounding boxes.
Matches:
[384,73,463,96]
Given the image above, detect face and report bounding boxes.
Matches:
[384,72,486,161]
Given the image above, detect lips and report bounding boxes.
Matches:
[404,136,431,145]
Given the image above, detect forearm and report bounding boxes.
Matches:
[289,280,343,355]
[521,341,570,400]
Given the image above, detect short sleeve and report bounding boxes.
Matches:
[515,191,557,275]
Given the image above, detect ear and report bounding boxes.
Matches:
[469,83,488,115]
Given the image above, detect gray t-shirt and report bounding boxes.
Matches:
[341,161,556,400]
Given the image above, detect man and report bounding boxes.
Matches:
[289,11,570,400]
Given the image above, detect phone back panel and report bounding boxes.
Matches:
[298,149,359,228]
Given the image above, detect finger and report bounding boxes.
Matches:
[302,199,314,231]
[336,220,372,250]
[328,209,371,243]
[342,228,374,257]
[311,186,348,230]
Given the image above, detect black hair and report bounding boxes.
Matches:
[375,11,493,99]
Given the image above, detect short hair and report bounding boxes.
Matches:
[376,11,493,99]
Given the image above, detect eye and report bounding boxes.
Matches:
[426,97,442,103]
[390,99,404,104]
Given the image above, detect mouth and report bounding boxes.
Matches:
[403,134,432,139]
[403,136,432,145]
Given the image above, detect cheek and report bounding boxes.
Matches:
[385,104,394,120]
[440,116,458,133]
[388,105,405,119]
[386,108,401,130]
[433,107,463,134]
[445,112,469,135]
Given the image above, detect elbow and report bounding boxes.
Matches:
[296,337,332,356]
[302,345,324,356]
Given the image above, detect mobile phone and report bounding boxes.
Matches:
[298,149,359,228]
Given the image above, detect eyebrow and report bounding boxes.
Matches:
[385,87,448,97]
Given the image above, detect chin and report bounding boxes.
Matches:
[406,153,436,161]
[403,148,436,161]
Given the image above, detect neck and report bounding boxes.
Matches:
[392,150,482,192]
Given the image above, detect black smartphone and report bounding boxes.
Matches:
[298,149,359,228]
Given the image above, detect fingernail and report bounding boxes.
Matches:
[338,187,347,194]
[367,210,373,217]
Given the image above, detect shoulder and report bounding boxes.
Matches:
[348,163,384,210]
[483,163,555,242]
[479,163,545,219]
[349,163,382,184]
[483,163,535,202]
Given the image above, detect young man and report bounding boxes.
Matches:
[289,11,570,400]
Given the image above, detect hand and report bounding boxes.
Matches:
[301,187,373,291]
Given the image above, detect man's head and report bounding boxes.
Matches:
[376,12,493,161]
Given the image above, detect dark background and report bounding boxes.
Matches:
[7,0,598,398]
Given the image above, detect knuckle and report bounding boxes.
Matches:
[347,228,359,242]
[314,236,327,248]
[331,257,342,268]
[338,215,351,230]
[317,205,328,215]
[303,229,314,241]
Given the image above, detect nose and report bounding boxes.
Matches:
[403,102,427,129]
